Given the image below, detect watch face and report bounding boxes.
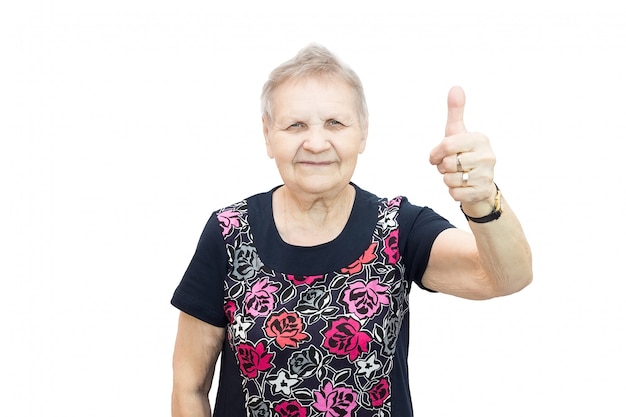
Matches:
[495,189,502,210]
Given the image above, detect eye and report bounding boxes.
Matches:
[327,120,344,127]
[288,122,305,129]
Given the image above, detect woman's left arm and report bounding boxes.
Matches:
[423,86,533,299]
[422,192,533,300]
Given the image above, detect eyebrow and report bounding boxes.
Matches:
[277,112,355,123]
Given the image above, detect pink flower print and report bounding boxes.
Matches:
[340,242,378,275]
[342,279,390,320]
[264,309,309,349]
[244,277,279,317]
[217,209,240,236]
[323,317,372,361]
[383,229,399,264]
[236,341,274,379]
[275,400,307,417]
[286,274,324,286]
[368,377,390,407]
[312,381,358,417]
[388,196,401,208]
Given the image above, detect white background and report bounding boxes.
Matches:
[1,1,625,416]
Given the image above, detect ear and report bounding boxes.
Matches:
[262,116,274,159]
[358,119,368,154]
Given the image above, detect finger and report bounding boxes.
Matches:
[445,86,466,137]
[436,153,463,174]
[442,166,495,199]
[443,171,471,189]
[429,132,477,166]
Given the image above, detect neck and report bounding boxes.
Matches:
[273,184,356,246]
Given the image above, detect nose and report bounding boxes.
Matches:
[302,125,331,152]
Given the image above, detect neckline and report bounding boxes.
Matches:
[248,183,378,275]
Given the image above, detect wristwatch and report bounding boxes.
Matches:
[461,184,503,223]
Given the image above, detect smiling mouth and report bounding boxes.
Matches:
[298,162,334,169]
[299,161,333,165]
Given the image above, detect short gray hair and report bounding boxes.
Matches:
[261,44,368,126]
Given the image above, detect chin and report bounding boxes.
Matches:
[288,177,351,196]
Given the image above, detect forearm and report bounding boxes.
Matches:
[172,389,211,417]
[465,195,533,296]
[171,312,224,417]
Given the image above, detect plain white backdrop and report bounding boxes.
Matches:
[1,1,624,415]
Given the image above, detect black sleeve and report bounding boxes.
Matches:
[398,199,455,292]
[171,213,229,327]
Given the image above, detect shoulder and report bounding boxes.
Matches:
[352,183,453,223]
[214,185,280,212]
[351,184,450,227]
[351,183,396,212]
[213,186,278,232]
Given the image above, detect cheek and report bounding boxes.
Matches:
[341,139,366,159]
[266,135,297,161]
[270,144,293,160]
[265,142,274,159]
[358,138,367,154]
[336,129,367,156]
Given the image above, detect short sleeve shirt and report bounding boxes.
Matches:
[171,184,454,417]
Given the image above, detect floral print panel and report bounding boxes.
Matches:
[218,197,407,417]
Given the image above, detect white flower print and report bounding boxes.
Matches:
[380,210,398,231]
[267,369,300,396]
[355,351,382,379]
[232,314,254,340]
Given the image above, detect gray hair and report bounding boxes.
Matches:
[260,44,369,127]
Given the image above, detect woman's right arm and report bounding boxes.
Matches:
[172,311,226,417]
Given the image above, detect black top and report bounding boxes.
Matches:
[172,184,454,417]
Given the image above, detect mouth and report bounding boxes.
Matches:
[298,160,333,166]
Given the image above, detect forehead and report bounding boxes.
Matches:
[270,76,359,118]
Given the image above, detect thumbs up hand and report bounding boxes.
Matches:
[429,86,497,217]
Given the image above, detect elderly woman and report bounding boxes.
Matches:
[171,45,532,417]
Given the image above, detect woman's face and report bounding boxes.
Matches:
[263,76,368,197]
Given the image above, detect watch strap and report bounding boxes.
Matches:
[461,184,502,223]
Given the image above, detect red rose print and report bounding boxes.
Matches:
[275,400,307,417]
[265,310,309,349]
[236,341,274,379]
[368,377,390,407]
[322,317,372,361]
[286,274,324,286]
[224,300,236,323]
[341,242,378,275]
[383,229,400,264]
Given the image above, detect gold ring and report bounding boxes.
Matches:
[462,172,469,187]
[456,153,463,172]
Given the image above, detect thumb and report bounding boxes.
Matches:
[445,86,467,137]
